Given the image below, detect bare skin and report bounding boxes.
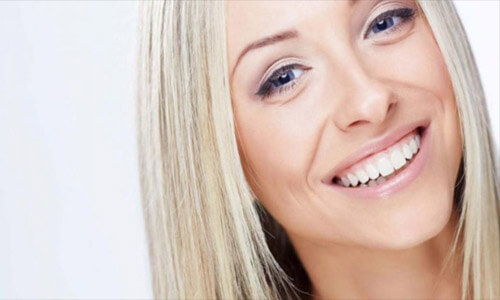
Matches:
[227,0,463,299]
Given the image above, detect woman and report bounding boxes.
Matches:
[136,0,500,299]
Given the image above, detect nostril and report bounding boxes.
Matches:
[351,120,368,127]
[387,102,396,113]
[346,101,396,129]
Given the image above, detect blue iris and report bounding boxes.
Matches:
[372,17,395,34]
[271,71,295,87]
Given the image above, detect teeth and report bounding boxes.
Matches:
[355,169,370,184]
[365,163,380,180]
[334,131,422,188]
[341,176,350,187]
[347,173,359,187]
[402,144,413,160]
[377,156,395,177]
[409,139,418,154]
[389,148,406,170]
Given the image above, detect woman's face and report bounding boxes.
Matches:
[227,0,462,250]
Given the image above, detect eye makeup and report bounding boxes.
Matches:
[255,63,312,100]
[363,7,417,39]
[254,5,417,101]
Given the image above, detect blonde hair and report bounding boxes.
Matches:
[136,1,500,299]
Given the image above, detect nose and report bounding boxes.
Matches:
[332,63,397,132]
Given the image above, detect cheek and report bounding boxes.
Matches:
[408,21,463,183]
[410,24,462,178]
[234,100,322,191]
[368,19,454,102]
[370,18,462,182]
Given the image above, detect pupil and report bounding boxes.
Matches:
[273,71,295,87]
[375,18,394,32]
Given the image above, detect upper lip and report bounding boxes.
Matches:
[323,118,430,183]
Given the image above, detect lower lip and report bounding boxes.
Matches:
[326,125,431,199]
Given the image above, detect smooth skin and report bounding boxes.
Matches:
[227,0,463,299]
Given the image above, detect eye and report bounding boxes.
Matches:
[365,7,416,39]
[255,64,311,100]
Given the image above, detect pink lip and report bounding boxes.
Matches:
[324,121,432,199]
[322,119,431,183]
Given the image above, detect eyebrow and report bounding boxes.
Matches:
[230,0,360,78]
[231,29,299,78]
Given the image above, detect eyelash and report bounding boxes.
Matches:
[255,7,417,100]
[364,7,416,39]
[255,63,311,99]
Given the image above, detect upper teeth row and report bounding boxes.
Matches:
[337,133,421,187]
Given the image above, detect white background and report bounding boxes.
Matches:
[0,1,498,298]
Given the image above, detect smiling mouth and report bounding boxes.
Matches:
[331,126,425,188]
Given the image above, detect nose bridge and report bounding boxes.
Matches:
[330,51,396,132]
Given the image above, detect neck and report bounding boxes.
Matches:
[288,212,462,300]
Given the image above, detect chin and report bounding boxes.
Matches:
[363,193,455,251]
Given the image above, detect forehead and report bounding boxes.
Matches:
[225,0,369,73]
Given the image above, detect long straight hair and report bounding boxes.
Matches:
[136,1,500,299]
[417,2,500,298]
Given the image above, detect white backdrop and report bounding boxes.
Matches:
[0,2,151,298]
[454,0,500,147]
[0,1,498,298]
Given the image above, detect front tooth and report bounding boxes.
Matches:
[347,173,359,187]
[402,144,413,160]
[409,139,418,154]
[377,156,395,177]
[355,169,370,183]
[365,163,380,180]
[390,148,406,170]
[341,176,350,187]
